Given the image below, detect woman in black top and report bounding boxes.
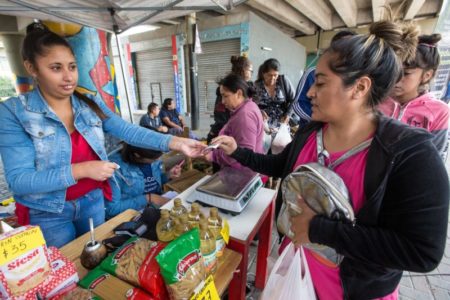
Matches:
[253,58,295,132]
[212,20,449,299]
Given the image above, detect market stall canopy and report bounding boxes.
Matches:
[0,0,246,33]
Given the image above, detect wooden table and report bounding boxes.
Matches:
[60,209,242,298]
[162,177,277,300]
[163,169,206,193]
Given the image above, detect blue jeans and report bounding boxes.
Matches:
[29,189,105,248]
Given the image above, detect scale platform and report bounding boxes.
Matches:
[186,167,263,215]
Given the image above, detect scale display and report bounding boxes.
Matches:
[186,167,263,214]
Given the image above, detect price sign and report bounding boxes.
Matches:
[190,275,219,300]
[220,218,230,244]
[0,226,46,265]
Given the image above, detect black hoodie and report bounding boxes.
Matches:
[231,115,449,299]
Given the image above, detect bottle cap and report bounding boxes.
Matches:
[210,207,218,217]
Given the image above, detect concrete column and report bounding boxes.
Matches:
[1,34,33,94]
[186,13,200,130]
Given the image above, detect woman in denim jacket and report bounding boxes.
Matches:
[0,23,204,247]
[107,143,182,219]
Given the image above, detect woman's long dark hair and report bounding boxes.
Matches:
[22,22,106,119]
[256,58,280,82]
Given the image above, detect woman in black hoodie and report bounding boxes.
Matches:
[212,20,449,300]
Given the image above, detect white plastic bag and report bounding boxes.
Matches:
[271,123,292,154]
[261,244,316,300]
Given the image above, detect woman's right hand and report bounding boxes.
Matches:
[261,110,269,121]
[212,135,238,155]
[72,160,118,181]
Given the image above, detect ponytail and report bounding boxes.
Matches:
[73,91,107,120]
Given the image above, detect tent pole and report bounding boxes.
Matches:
[115,34,135,123]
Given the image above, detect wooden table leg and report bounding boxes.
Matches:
[255,200,275,289]
[227,240,248,300]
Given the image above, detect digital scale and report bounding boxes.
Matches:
[186,167,263,215]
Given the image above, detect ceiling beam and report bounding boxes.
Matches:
[5,0,113,32]
[285,0,332,30]
[121,0,184,33]
[328,0,357,28]
[247,0,316,35]
[404,0,426,20]
[371,0,386,22]
[0,6,226,12]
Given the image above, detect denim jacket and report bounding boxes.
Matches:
[106,152,167,219]
[0,88,172,213]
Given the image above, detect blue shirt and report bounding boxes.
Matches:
[139,164,163,194]
[0,88,173,213]
[107,152,167,218]
[139,113,163,130]
[160,108,182,127]
[292,67,315,127]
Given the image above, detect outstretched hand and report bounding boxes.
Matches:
[169,136,207,158]
[211,135,238,155]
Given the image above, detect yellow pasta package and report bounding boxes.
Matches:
[100,237,168,300]
[78,267,153,300]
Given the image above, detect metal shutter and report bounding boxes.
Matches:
[135,47,174,110]
[197,39,240,113]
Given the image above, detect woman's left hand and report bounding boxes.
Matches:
[290,197,317,247]
[169,137,207,157]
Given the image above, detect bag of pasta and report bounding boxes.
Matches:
[100,237,168,300]
[156,229,206,300]
[53,286,99,300]
[79,267,153,300]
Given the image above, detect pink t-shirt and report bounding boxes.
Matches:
[288,129,398,300]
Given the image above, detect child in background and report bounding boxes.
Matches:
[107,142,183,219]
[379,34,449,159]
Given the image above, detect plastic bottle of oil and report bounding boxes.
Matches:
[208,207,224,259]
[174,214,191,238]
[156,209,174,242]
[170,198,188,219]
[187,203,203,229]
[199,219,217,275]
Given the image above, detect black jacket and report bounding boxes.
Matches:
[231,115,449,299]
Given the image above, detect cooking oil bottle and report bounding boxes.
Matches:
[199,219,217,275]
[187,203,203,229]
[208,207,224,259]
[174,214,191,238]
[156,209,174,242]
[170,198,188,219]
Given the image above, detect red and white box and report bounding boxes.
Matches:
[41,247,79,299]
[0,226,52,300]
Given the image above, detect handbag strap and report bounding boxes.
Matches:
[316,128,372,170]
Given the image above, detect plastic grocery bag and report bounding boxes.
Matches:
[271,123,292,154]
[260,244,316,300]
